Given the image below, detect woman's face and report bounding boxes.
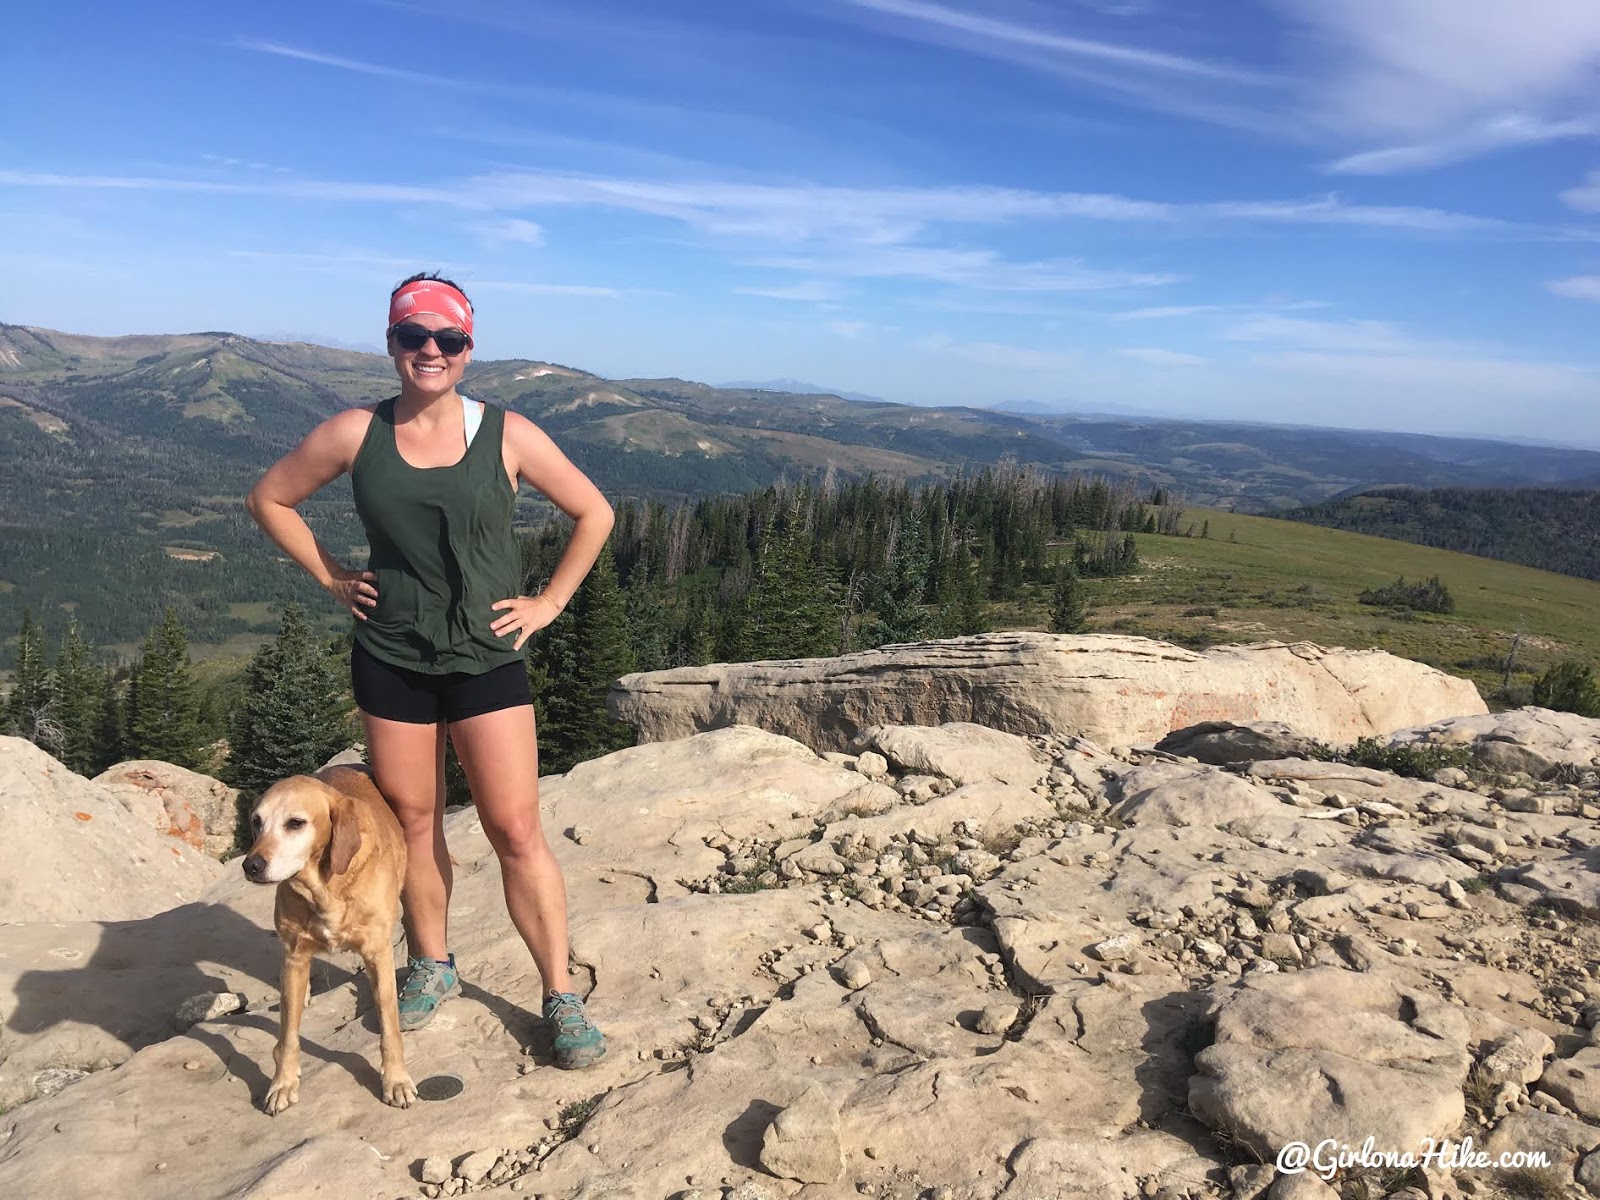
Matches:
[388,311,473,397]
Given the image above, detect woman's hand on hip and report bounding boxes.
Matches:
[327,567,378,620]
[490,594,561,650]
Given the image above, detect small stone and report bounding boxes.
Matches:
[182,1060,202,1071]
[421,1157,452,1186]
[173,990,246,1030]
[570,826,593,845]
[976,1004,1020,1035]
[1088,933,1141,962]
[32,1068,88,1097]
[456,1148,500,1184]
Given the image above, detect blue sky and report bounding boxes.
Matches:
[7,0,1600,443]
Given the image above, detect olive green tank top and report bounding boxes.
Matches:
[350,395,524,675]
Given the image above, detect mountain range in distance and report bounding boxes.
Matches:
[5,321,1600,653]
[716,378,888,405]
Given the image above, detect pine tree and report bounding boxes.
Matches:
[741,517,837,660]
[1050,567,1091,634]
[124,608,204,769]
[1531,660,1600,718]
[50,623,101,775]
[869,518,931,647]
[4,608,53,747]
[226,603,354,797]
[93,665,126,774]
[932,543,987,637]
[533,543,636,775]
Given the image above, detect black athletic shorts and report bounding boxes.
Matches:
[351,639,532,724]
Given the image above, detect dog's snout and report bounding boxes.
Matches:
[243,854,268,881]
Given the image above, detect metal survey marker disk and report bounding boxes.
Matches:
[415,1073,465,1101]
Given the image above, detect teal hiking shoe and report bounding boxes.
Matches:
[398,954,460,1031]
[543,991,606,1069]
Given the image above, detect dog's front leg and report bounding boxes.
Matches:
[265,943,312,1115]
[363,940,416,1108]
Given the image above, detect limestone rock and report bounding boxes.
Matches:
[759,1083,844,1184]
[1155,720,1323,765]
[0,737,223,925]
[609,633,1485,753]
[172,991,246,1030]
[866,723,1049,787]
[1388,706,1600,776]
[1537,1046,1600,1121]
[95,760,243,859]
[1188,967,1471,1158]
[1108,763,1286,830]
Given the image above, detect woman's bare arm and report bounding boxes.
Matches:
[503,410,614,611]
[246,407,377,616]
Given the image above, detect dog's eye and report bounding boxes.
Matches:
[285,818,307,831]
[251,815,262,831]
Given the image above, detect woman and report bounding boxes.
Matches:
[246,272,611,1069]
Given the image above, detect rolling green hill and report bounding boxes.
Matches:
[1282,486,1600,582]
[6,322,1600,658]
[1075,508,1600,698]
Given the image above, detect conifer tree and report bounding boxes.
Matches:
[869,518,931,646]
[124,607,204,769]
[226,603,353,796]
[4,608,53,746]
[741,517,837,660]
[50,623,101,774]
[1050,566,1091,634]
[532,543,636,775]
[93,665,125,774]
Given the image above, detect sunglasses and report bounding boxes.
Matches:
[388,323,473,356]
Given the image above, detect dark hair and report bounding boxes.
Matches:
[390,271,472,307]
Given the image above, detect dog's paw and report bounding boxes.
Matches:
[263,1077,300,1115]
[383,1074,417,1109]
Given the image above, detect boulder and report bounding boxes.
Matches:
[1188,967,1472,1158]
[609,633,1485,754]
[1155,720,1323,764]
[0,737,224,925]
[1387,707,1600,777]
[1107,763,1288,830]
[864,723,1049,787]
[759,1083,844,1183]
[94,760,243,858]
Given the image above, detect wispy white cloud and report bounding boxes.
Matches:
[469,279,621,298]
[843,0,1262,82]
[0,165,1547,243]
[1222,313,1461,355]
[758,245,1176,292]
[1561,169,1600,212]
[921,334,1080,373]
[1116,346,1209,366]
[828,320,871,339]
[737,281,839,301]
[838,0,1600,173]
[474,218,545,246]
[1326,115,1599,175]
[231,39,512,95]
[1547,275,1600,301]
[1277,0,1600,139]
[1112,304,1229,321]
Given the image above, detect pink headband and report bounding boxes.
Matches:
[388,280,473,336]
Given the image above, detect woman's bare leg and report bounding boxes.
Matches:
[447,704,568,994]
[361,712,450,960]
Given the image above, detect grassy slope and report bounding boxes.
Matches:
[1067,507,1600,697]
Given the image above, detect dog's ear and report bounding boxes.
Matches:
[325,796,362,876]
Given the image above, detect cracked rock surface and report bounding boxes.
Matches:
[3,645,1600,1200]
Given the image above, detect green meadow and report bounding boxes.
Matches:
[1050,508,1600,699]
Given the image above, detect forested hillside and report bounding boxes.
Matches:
[1284,487,1600,582]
